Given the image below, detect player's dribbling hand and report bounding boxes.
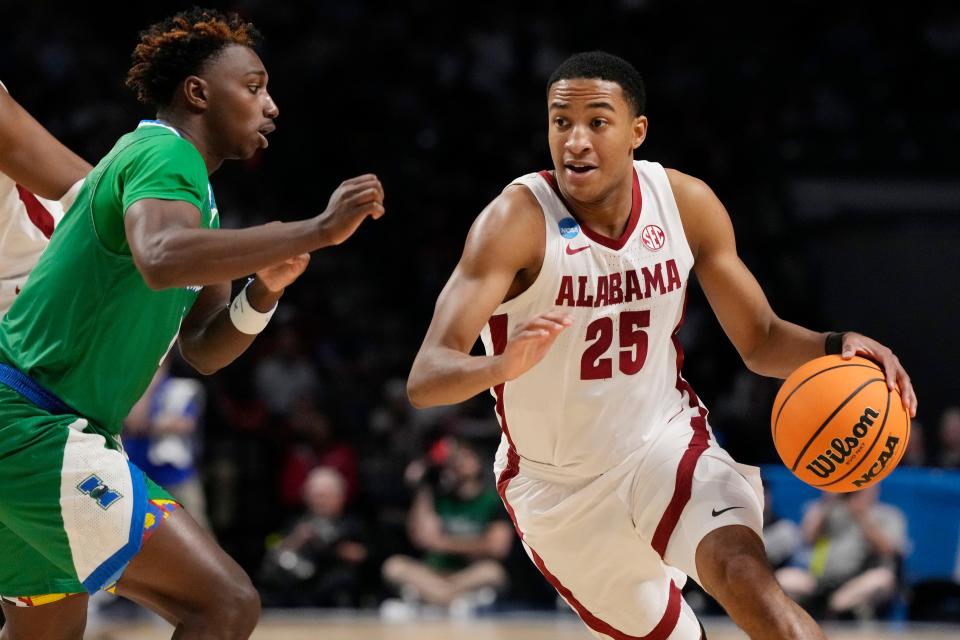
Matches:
[839,332,917,417]
[315,174,385,246]
[499,311,574,381]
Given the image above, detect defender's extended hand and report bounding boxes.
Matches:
[316,174,385,246]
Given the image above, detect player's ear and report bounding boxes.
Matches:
[182,76,209,112]
[631,115,648,150]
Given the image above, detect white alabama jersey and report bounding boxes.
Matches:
[0,171,67,317]
[480,160,709,477]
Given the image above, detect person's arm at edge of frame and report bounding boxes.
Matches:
[407,185,572,408]
[0,87,91,199]
[124,174,384,291]
[123,176,383,374]
[668,168,917,417]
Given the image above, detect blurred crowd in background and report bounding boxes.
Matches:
[3,0,959,623]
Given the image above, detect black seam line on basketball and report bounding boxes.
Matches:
[772,363,882,440]
[790,377,886,471]
[816,384,891,487]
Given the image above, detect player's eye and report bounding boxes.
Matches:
[248,85,261,94]
[554,117,568,128]
[592,119,607,128]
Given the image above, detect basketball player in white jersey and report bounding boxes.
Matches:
[0,81,90,316]
[409,52,916,639]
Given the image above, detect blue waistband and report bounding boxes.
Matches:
[0,364,75,415]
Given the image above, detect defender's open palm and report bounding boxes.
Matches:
[501,311,573,381]
[316,174,385,246]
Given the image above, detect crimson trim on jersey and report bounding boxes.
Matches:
[488,314,518,452]
[16,184,55,239]
[488,314,682,640]
[537,168,642,251]
[652,291,711,559]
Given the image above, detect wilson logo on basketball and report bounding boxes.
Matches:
[640,224,665,251]
[805,407,879,479]
[852,435,901,488]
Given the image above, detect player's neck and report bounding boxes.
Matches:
[154,112,224,175]
[561,175,634,240]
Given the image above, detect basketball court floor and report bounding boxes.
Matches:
[86,611,960,639]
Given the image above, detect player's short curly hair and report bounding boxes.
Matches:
[548,51,646,116]
[126,7,262,108]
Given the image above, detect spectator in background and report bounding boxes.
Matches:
[124,358,210,530]
[936,407,960,468]
[775,486,907,620]
[762,479,802,571]
[259,467,368,607]
[902,419,927,467]
[254,323,319,419]
[279,395,358,509]
[381,436,512,616]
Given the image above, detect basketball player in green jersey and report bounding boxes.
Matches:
[0,9,383,639]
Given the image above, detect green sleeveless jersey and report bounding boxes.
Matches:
[0,122,219,433]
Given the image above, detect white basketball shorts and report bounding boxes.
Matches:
[494,415,764,640]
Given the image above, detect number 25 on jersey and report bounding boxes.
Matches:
[581,310,650,380]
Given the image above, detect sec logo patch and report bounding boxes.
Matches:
[641,224,665,251]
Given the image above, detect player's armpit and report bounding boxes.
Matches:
[407,186,544,408]
[668,169,825,378]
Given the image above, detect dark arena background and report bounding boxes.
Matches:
[2,1,959,638]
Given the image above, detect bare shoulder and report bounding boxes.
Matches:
[464,182,544,274]
[665,168,714,203]
[472,183,543,240]
[664,167,733,261]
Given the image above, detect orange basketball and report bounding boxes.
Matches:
[771,355,910,493]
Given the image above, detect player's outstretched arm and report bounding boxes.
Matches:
[0,86,91,199]
[670,169,916,416]
[125,174,384,290]
[407,186,572,408]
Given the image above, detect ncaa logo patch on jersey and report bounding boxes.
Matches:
[641,224,666,251]
[559,217,580,239]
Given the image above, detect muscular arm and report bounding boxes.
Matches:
[669,169,825,378]
[407,186,568,408]
[670,169,917,414]
[124,174,383,290]
[125,200,315,289]
[0,87,90,198]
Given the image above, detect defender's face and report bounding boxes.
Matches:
[203,45,279,159]
[547,79,646,204]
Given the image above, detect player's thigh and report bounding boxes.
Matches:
[115,507,258,624]
[0,401,133,596]
[0,529,88,640]
[659,452,765,586]
[0,593,88,640]
[502,469,702,640]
